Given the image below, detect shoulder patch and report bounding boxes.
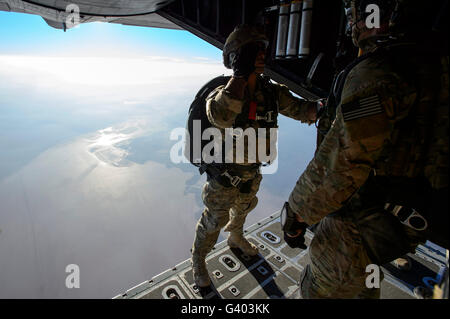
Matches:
[341,95,383,122]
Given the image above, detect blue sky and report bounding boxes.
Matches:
[0,11,222,59]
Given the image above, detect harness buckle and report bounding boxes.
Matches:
[385,203,428,231]
[255,110,274,123]
[265,110,274,122]
[222,171,242,187]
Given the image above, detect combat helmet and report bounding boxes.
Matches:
[223,24,269,69]
[343,0,443,44]
[343,0,397,47]
[343,0,396,24]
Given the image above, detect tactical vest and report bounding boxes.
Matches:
[234,76,279,130]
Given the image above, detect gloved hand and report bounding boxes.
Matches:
[280,201,309,249]
[230,42,260,79]
[284,222,308,249]
[284,232,307,249]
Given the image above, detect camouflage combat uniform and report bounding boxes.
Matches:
[289,44,449,298]
[192,75,316,263]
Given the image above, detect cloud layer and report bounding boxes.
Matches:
[0,55,316,298]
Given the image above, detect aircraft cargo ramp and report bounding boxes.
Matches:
[113,211,448,300]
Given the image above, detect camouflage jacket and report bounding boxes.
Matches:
[206,75,316,164]
[288,44,449,225]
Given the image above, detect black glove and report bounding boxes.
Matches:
[280,201,308,249]
[230,42,260,79]
[283,221,308,249]
[284,232,307,250]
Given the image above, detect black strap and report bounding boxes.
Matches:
[200,163,259,193]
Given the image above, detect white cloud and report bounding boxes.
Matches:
[0,54,232,127]
[0,55,228,84]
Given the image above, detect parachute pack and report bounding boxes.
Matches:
[184,75,231,168]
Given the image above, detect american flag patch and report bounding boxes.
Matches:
[341,95,383,122]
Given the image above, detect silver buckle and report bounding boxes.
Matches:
[385,203,428,231]
[222,171,242,187]
[256,110,274,123]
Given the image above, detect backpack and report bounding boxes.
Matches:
[184,75,231,168]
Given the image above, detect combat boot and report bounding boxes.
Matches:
[191,255,211,288]
[393,256,412,271]
[227,232,259,256]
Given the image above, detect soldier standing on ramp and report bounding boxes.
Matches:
[190,24,319,288]
[283,0,449,298]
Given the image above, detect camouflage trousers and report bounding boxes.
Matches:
[192,166,262,259]
[300,204,424,299]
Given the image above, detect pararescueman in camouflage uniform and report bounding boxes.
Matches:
[191,25,318,288]
[284,0,449,298]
